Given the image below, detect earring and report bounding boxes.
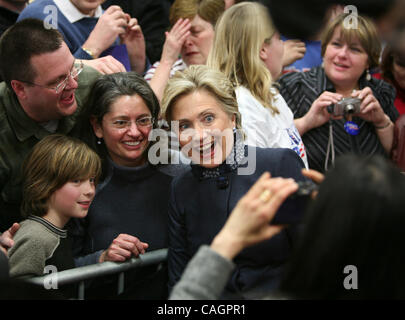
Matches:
[366,69,371,81]
[97,138,102,145]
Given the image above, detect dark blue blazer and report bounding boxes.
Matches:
[168,146,309,298]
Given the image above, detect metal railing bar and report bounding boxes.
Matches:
[25,248,168,287]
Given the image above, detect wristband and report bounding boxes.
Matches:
[82,47,96,59]
[374,119,392,130]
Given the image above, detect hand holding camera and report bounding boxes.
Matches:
[299,91,342,133]
[351,87,389,128]
[325,87,389,126]
[327,97,362,117]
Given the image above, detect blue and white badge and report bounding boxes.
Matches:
[344,121,359,136]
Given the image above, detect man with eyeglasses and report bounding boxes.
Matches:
[0,18,102,232]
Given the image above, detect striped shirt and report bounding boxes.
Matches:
[277,66,399,173]
[144,58,187,83]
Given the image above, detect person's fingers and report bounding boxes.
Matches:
[178,19,191,33]
[172,17,184,28]
[105,5,124,14]
[297,46,306,53]
[261,180,299,217]
[130,25,142,34]
[355,87,372,100]
[360,94,375,110]
[245,172,271,199]
[171,18,187,32]
[177,31,190,43]
[106,243,133,261]
[263,225,285,239]
[108,8,127,19]
[94,56,126,73]
[0,246,7,256]
[361,103,378,115]
[98,63,114,75]
[127,18,138,29]
[301,168,324,184]
[107,57,126,73]
[115,234,149,256]
[116,19,129,33]
[132,238,146,255]
[253,177,294,205]
[248,178,297,222]
[106,250,127,262]
[0,238,12,249]
[319,91,343,101]
[9,223,20,236]
[113,238,138,253]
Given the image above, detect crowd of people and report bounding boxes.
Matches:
[0,0,404,300]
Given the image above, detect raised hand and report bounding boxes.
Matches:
[282,39,306,67]
[295,91,343,135]
[83,6,128,58]
[120,15,146,74]
[160,18,191,66]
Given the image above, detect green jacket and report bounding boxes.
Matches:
[0,65,101,231]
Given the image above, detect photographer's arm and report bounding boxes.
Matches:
[294,91,342,135]
[374,115,394,153]
[352,88,394,154]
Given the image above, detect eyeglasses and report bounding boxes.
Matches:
[20,60,84,94]
[110,116,155,129]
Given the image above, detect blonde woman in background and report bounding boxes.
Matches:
[207,2,308,168]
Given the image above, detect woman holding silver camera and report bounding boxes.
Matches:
[278,13,399,172]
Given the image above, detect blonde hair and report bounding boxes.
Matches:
[207,2,279,114]
[21,134,102,217]
[169,0,225,28]
[321,13,381,70]
[161,64,243,133]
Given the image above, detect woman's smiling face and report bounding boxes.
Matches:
[170,89,235,168]
[323,27,370,89]
[92,94,153,167]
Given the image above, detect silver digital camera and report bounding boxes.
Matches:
[327,97,361,116]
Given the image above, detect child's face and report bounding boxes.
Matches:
[48,178,96,223]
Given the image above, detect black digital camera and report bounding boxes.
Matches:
[327,97,361,116]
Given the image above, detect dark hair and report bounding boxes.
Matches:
[279,154,405,299]
[21,134,101,218]
[0,18,64,90]
[78,72,161,174]
[380,45,405,85]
